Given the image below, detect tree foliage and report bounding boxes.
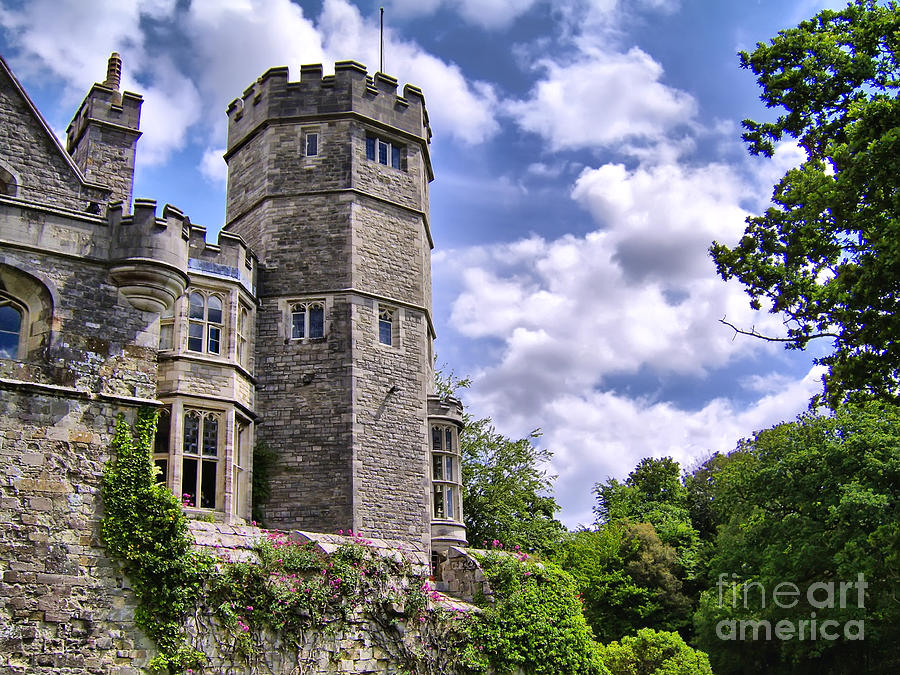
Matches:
[693,401,900,674]
[710,0,900,405]
[598,628,714,675]
[436,369,565,553]
[594,457,702,578]
[473,550,608,675]
[461,417,566,553]
[551,525,691,643]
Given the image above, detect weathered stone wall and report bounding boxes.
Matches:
[184,524,474,675]
[0,60,106,211]
[352,198,428,306]
[0,390,152,674]
[254,293,354,530]
[0,244,159,398]
[352,300,431,548]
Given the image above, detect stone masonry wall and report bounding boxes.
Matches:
[352,301,431,547]
[255,294,355,531]
[0,64,105,211]
[0,391,152,674]
[352,199,427,308]
[0,246,158,398]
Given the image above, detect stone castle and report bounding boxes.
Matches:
[0,52,468,669]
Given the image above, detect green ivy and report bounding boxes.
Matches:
[207,530,482,672]
[101,408,213,673]
[470,550,609,675]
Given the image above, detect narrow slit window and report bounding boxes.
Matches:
[305,132,319,157]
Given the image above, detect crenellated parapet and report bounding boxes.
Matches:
[187,224,257,294]
[107,198,190,313]
[427,395,464,426]
[225,61,431,155]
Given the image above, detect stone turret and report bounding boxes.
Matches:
[107,198,190,313]
[223,62,439,552]
[66,53,142,212]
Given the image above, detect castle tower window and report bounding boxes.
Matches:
[365,135,402,169]
[182,410,220,509]
[431,423,461,522]
[304,130,319,157]
[237,305,249,366]
[159,303,174,351]
[232,419,251,517]
[153,407,171,484]
[378,306,398,347]
[291,301,325,339]
[0,294,24,359]
[188,291,224,354]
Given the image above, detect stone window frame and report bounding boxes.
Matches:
[431,423,461,522]
[158,301,175,352]
[236,303,250,367]
[154,402,249,519]
[187,289,225,355]
[303,127,320,158]
[153,406,172,484]
[232,416,253,519]
[0,164,17,197]
[180,408,223,510]
[0,291,26,360]
[289,298,326,341]
[377,303,400,348]
[365,133,403,170]
[0,264,53,362]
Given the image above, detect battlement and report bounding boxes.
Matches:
[187,224,257,294]
[225,61,430,155]
[107,198,190,313]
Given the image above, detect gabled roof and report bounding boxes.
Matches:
[0,52,106,194]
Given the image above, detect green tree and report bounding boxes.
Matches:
[461,416,566,553]
[594,457,702,578]
[693,401,900,674]
[436,368,565,553]
[709,0,900,405]
[551,525,691,643]
[473,551,609,675]
[598,628,714,675]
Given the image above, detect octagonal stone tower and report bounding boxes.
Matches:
[223,62,439,550]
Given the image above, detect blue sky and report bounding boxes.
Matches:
[0,0,843,528]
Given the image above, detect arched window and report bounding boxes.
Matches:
[187,291,223,354]
[0,265,53,362]
[0,293,24,359]
[0,166,16,197]
[378,305,398,347]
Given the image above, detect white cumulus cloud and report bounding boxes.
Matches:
[506,46,697,151]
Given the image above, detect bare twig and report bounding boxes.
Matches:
[719,317,839,342]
